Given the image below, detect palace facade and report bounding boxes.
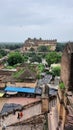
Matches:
[22,38,57,52]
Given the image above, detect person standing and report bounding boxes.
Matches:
[17,113,20,119]
[20,112,23,118]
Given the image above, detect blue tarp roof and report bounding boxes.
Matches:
[5,86,35,94]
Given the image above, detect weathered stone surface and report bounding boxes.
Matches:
[61,42,73,91]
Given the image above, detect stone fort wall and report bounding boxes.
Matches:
[61,43,73,91]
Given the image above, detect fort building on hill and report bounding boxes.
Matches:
[22,38,57,52]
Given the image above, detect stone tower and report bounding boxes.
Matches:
[61,42,73,91]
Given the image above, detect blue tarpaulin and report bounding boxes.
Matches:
[5,86,35,94]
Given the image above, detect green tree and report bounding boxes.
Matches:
[38,64,45,73]
[30,54,42,63]
[0,43,23,50]
[55,43,66,52]
[7,52,24,66]
[46,52,61,66]
[27,52,36,57]
[51,66,61,76]
[37,45,49,52]
[29,47,35,51]
[0,49,8,57]
[23,55,28,62]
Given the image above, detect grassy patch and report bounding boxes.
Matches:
[13,69,24,78]
[5,66,16,69]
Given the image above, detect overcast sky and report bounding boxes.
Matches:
[0,0,73,42]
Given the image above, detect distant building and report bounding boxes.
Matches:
[22,38,57,52]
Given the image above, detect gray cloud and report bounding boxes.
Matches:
[0,0,73,42]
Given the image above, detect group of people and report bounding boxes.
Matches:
[13,109,23,119]
[17,112,23,119]
[2,111,23,129]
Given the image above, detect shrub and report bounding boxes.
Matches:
[7,52,24,66]
[59,82,65,89]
